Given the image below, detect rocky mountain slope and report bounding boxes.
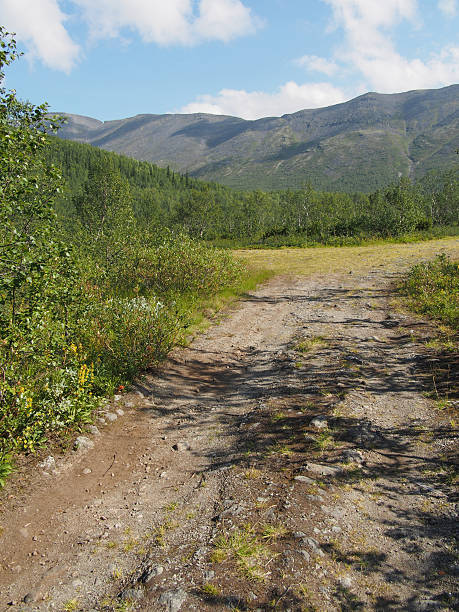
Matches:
[57,84,459,192]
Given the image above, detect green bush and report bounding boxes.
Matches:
[403,254,459,329]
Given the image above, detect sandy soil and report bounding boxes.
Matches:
[0,250,458,611]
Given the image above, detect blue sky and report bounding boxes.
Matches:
[1,0,458,120]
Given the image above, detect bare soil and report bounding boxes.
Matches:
[0,245,458,612]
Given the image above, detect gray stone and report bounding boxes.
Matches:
[203,570,215,581]
[304,462,343,477]
[339,576,353,588]
[302,537,324,557]
[299,550,311,562]
[121,588,144,601]
[293,531,307,539]
[116,408,125,416]
[114,394,122,401]
[143,565,164,583]
[23,589,42,604]
[82,468,92,475]
[159,589,187,612]
[73,436,94,451]
[87,425,100,436]
[105,412,118,422]
[310,416,328,429]
[415,600,443,611]
[294,475,315,485]
[341,449,364,464]
[38,456,55,471]
[172,442,190,451]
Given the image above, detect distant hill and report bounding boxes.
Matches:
[56,85,459,192]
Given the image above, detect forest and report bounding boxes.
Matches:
[47,135,459,247]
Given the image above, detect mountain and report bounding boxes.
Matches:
[56,85,459,192]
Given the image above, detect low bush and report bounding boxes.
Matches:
[403,254,458,329]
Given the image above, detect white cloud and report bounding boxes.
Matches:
[194,0,259,42]
[295,55,339,76]
[73,0,259,45]
[0,0,258,72]
[179,81,348,119]
[323,0,459,92]
[0,0,80,72]
[438,0,457,16]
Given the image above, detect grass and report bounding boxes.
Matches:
[295,336,328,353]
[180,268,274,344]
[234,236,459,277]
[211,524,273,581]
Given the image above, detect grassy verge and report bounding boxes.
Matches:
[178,268,274,343]
[234,236,459,277]
[402,254,458,330]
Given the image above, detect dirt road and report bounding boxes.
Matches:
[0,241,458,611]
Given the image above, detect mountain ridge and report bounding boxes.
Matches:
[56,84,459,192]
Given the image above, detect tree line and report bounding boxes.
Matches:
[47,136,458,246]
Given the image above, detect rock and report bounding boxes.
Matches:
[114,395,122,402]
[159,589,187,612]
[304,462,343,477]
[341,449,364,464]
[203,570,215,581]
[23,589,42,604]
[302,537,324,556]
[38,456,55,471]
[116,408,125,416]
[105,412,118,422]
[125,401,135,408]
[82,468,92,475]
[299,550,311,562]
[19,528,29,539]
[293,531,307,539]
[172,442,190,452]
[310,416,328,429]
[73,436,94,451]
[121,588,144,601]
[97,417,106,425]
[294,475,316,485]
[87,425,100,436]
[415,600,443,611]
[339,576,353,588]
[142,565,164,584]
[306,495,324,502]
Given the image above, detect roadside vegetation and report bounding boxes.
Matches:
[403,254,458,329]
[0,30,244,485]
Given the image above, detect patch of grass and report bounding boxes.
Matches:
[63,600,79,612]
[261,523,288,541]
[313,430,336,453]
[244,468,262,480]
[201,583,221,597]
[211,524,272,581]
[270,411,287,423]
[295,336,328,354]
[235,237,459,277]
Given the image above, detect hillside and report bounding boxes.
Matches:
[56,85,459,192]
